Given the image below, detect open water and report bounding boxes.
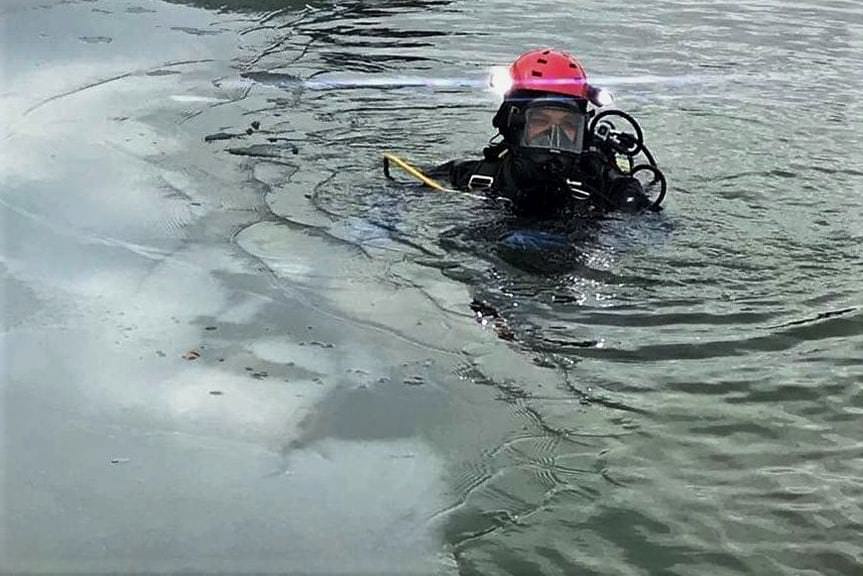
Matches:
[2,0,862,574]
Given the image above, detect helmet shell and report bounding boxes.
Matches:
[507,48,590,100]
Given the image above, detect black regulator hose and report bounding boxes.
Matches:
[631,163,666,210]
[636,142,666,208]
[641,142,658,169]
[588,109,667,209]
[589,109,645,156]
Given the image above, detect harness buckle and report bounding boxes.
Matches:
[566,179,591,200]
[468,174,495,191]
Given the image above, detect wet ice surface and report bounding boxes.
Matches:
[1,1,446,573]
[3,0,863,575]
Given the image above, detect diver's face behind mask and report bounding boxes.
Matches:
[521,103,586,154]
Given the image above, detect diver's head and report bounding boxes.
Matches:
[491,49,594,213]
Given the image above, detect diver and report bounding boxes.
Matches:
[430,48,667,218]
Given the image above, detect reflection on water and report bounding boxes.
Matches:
[167,0,312,12]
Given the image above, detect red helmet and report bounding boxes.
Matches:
[506,48,590,100]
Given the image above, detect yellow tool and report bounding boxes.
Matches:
[382,153,450,192]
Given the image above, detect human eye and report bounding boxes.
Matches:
[529,116,552,130]
[562,117,579,131]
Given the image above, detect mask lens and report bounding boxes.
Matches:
[522,104,585,153]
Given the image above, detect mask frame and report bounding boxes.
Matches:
[495,93,590,159]
[518,102,587,155]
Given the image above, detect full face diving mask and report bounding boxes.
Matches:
[519,101,586,155]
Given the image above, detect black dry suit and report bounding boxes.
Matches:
[430,94,664,218]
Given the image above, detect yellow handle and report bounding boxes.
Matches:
[383,153,449,192]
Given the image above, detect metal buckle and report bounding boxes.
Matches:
[566,179,591,200]
[595,122,613,140]
[468,174,494,191]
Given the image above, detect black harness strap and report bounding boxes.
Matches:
[467,146,509,192]
[467,161,499,192]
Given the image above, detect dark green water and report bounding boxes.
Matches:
[2,0,861,574]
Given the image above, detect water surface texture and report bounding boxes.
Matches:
[2,0,862,574]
